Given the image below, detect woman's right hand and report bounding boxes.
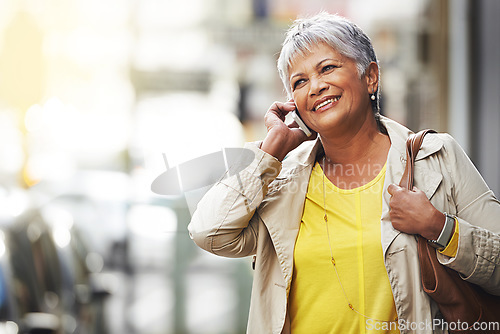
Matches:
[261,100,316,161]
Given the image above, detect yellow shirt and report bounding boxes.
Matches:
[289,162,399,334]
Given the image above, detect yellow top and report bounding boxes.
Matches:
[289,162,399,334]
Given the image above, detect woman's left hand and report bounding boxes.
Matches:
[387,184,445,240]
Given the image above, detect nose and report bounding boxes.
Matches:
[309,76,328,97]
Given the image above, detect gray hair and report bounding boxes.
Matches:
[277,12,380,112]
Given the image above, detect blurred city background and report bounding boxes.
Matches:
[0,0,498,333]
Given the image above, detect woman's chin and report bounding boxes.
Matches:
[312,112,345,132]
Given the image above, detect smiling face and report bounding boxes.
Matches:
[289,43,377,138]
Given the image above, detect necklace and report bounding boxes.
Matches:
[321,156,398,324]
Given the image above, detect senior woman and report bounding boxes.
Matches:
[188,13,500,334]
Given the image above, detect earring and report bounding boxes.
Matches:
[371,94,376,101]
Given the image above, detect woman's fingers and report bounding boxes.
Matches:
[262,100,312,161]
[387,184,444,239]
[265,101,296,130]
[387,183,401,196]
[288,120,299,129]
[267,101,296,121]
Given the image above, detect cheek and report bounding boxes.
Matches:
[292,91,306,108]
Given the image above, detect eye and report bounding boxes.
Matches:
[292,78,306,90]
[322,64,337,73]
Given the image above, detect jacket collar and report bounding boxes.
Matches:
[283,138,321,167]
[380,116,443,161]
[280,115,444,171]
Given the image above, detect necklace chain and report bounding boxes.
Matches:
[321,156,397,324]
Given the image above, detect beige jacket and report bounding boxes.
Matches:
[188,116,500,334]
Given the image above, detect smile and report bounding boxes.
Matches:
[314,96,341,111]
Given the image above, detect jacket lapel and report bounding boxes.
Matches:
[257,139,320,287]
[380,117,444,256]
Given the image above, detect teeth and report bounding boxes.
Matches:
[315,97,340,111]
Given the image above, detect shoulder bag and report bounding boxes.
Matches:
[400,129,500,333]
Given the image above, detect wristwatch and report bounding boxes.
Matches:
[427,213,456,250]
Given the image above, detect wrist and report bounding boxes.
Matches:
[427,213,456,250]
[423,210,446,241]
[261,129,291,161]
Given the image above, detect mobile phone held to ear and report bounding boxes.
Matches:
[291,108,312,137]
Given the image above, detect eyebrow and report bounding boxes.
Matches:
[289,58,342,81]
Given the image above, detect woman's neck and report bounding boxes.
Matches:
[320,115,389,166]
[319,115,390,190]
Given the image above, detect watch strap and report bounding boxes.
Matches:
[428,213,456,250]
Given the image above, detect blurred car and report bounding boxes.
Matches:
[39,204,112,334]
[31,171,131,271]
[0,185,112,334]
[0,208,61,334]
[0,221,22,334]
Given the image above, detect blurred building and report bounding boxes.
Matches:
[0,0,498,333]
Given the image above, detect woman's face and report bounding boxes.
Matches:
[289,43,374,137]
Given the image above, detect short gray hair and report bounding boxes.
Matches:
[277,12,380,111]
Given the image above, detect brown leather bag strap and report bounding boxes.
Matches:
[399,129,437,190]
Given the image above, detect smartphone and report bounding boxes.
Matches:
[291,108,313,137]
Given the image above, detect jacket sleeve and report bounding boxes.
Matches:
[187,142,282,258]
[436,134,500,295]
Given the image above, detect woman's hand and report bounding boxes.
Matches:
[387,184,445,240]
[261,100,316,161]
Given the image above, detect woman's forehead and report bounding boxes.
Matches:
[288,44,345,71]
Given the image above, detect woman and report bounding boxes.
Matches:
[188,13,500,334]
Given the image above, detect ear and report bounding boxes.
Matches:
[365,62,379,94]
